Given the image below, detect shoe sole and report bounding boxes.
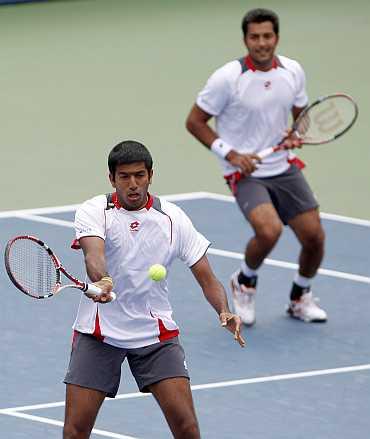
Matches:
[286,308,327,323]
[230,278,256,326]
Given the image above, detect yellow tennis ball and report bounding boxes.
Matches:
[148,264,167,281]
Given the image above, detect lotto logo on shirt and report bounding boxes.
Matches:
[264,81,272,90]
[130,221,140,232]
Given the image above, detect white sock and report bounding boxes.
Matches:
[294,273,311,289]
[241,261,258,278]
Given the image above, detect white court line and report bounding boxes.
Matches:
[208,248,370,285]
[0,203,80,218]
[1,363,369,414]
[6,214,370,285]
[14,213,75,228]
[0,411,138,439]
[1,191,369,226]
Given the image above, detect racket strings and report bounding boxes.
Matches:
[296,96,356,143]
[8,240,57,297]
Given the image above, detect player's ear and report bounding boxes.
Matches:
[148,169,153,184]
[109,172,116,188]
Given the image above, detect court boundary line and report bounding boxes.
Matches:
[0,410,138,439]
[1,363,369,438]
[1,191,369,227]
[6,212,370,285]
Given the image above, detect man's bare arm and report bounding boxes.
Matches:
[190,255,245,347]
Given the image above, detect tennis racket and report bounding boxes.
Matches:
[258,93,359,160]
[4,235,116,302]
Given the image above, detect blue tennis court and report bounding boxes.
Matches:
[1,192,369,439]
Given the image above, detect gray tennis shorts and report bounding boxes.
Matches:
[64,332,189,397]
[233,164,318,225]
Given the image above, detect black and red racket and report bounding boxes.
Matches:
[258,93,359,160]
[4,235,116,302]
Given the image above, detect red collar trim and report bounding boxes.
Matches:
[111,192,153,210]
[145,194,154,210]
[111,192,122,209]
[245,55,278,72]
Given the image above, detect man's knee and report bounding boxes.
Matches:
[255,222,283,248]
[176,419,200,439]
[63,422,91,439]
[301,227,325,251]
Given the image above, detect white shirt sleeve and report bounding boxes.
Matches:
[196,66,231,116]
[173,206,211,267]
[74,196,106,241]
[293,63,309,108]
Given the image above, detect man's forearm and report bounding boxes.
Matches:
[187,121,217,148]
[202,280,231,315]
[186,105,218,148]
[84,253,109,283]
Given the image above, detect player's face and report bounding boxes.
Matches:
[110,162,153,210]
[244,21,279,70]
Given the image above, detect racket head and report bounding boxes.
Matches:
[294,93,358,145]
[4,235,61,299]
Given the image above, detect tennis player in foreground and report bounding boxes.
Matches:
[186,8,327,325]
[63,140,245,439]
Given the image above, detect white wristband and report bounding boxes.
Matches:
[210,138,233,159]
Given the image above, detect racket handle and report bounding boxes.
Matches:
[257,146,280,160]
[86,284,117,302]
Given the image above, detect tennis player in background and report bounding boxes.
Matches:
[63,140,244,439]
[186,8,327,325]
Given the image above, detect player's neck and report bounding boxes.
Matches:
[119,193,151,211]
[246,54,277,72]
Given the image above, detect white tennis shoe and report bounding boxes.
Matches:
[287,291,327,322]
[230,271,257,326]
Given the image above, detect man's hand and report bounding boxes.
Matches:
[85,277,115,303]
[280,129,303,150]
[219,312,246,347]
[225,150,260,176]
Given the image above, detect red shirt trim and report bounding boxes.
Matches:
[112,192,153,210]
[244,55,279,72]
[145,194,153,210]
[157,318,179,342]
[71,238,80,250]
[288,156,306,169]
[112,192,121,209]
[93,310,105,341]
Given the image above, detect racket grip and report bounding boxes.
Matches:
[86,284,116,302]
[257,146,276,160]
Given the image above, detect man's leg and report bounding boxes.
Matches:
[245,203,284,269]
[149,377,200,439]
[288,209,325,287]
[288,208,325,279]
[287,208,327,322]
[63,332,126,438]
[231,202,283,325]
[63,384,106,439]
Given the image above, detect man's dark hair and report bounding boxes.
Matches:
[108,140,153,176]
[241,8,279,37]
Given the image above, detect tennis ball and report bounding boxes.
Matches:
[148,264,167,281]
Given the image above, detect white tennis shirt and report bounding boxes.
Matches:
[196,55,309,177]
[72,193,210,349]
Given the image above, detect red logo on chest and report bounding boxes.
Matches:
[130,221,140,232]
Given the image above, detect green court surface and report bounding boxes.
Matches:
[1,0,369,218]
